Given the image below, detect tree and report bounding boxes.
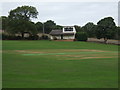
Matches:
[96,17,116,43]
[7,5,38,38]
[7,20,37,38]
[8,5,38,21]
[53,25,63,30]
[35,22,43,33]
[75,32,88,41]
[74,25,83,32]
[81,22,96,37]
[0,16,8,31]
[114,26,120,40]
[44,20,56,34]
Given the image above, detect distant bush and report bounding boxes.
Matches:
[2,33,51,40]
[27,35,39,40]
[2,33,39,40]
[0,33,2,40]
[2,33,7,40]
[75,32,88,41]
[15,36,22,40]
[2,33,22,40]
[2,34,15,40]
[40,34,50,40]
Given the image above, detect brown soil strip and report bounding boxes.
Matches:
[15,50,45,54]
[80,57,114,59]
[14,49,110,54]
[61,49,109,52]
[64,56,115,60]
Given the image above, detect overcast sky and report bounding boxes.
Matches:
[0,1,118,26]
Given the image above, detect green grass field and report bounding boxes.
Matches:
[2,40,118,88]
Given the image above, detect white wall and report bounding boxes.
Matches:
[52,35,75,40]
[63,35,75,39]
[55,36,61,39]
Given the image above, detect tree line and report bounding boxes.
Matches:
[74,18,120,43]
[0,5,119,43]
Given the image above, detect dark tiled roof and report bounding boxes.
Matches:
[49,30,75,36]
[49,30,63,35]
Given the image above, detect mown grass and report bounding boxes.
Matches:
[2,40,118,88]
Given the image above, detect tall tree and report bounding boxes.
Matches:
[81,22,96,37]
[7,5,38,38]
[96,17,116,43]
[7,19,37,37]
[35,22,43,33]
[44,20,56,34]
[0,16,8,31]
[74,25,83,32]
[114,26,120,40]
[53,25,63,30]
[8,5,38,21]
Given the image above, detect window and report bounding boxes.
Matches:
[64,27,73,31]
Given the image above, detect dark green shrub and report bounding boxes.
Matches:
[33,35,39,40]
[27,35,39,40]
[75,32,88,41]
[2,34,15,40]
[15,36,22,40]
[8,35,16,40]
[2,33,7,40]
[0,33,2,40]
[41,34,50,40]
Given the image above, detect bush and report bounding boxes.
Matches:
[2,33,6,40]
[15,36,22,40]
[26,35,39,40]
[0,33,2,40]
[75,32,88,41]
[7,35,16,40]
[2,34,39,40]
[40,34,50,40]
[2,34,15,40]
[33,35,39,40]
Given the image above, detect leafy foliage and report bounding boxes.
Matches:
[114,26,120,40]
[44,20,56,34]
[96,17,116,43]
[35,22,43,33]
[26,35,39,40]
[7,19,37,37]
[74,25,83,32]
[0,16,8,30]
[40,34,50,40]
[75,32,88,41]
[8,5,38,21]
[82,22,96,37]
[7,6,38,38]
[53,25,63,30]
